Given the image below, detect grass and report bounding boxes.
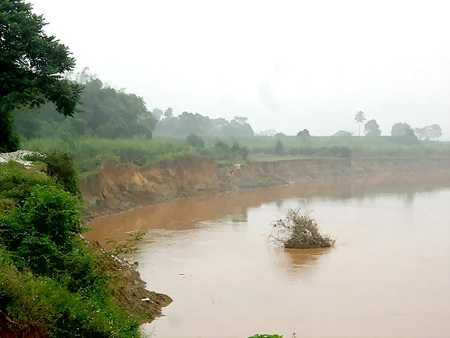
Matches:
[21,135,450,175]
[23,137,195,174]
[206,135,450,157]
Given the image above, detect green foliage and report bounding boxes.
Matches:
[354,111,367,136]
[333,130,353,137]
[0,162,54,209]
[1,184,83,276]
[154,113,254,137]
[414,124,442,141]
[207,138,249,162]
[231,141,249,161]
[391,122,418,144]
[21,134,450,177]
[0,249,140,338]
[0,161,143,337]
[0,109,21,152]
[0,0,83,151]
[186,133,205,148]
[42,151,80,196]
[296,129,310,140]
[274,140,284,155]
[215,135,450,159]
[107,231,147,257]
[23,137,192,173]
[364,119,381,137]
[13,70,155,141]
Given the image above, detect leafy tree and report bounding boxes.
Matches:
[43,152,80,196]
[186,133,205,148]
[231,141,248,161]
[151,108,163,121]
[414,124,442,140]
[332,130,353,137]
[274,140,284,155]
[354,111,367,136]
[364,119,381,137]
[0,0,83,151]
[296,129,310,138]
[163,107,173,118]
[233,116,248,125]
[222,117,254,137]
[14,72,156,140]
[391,122,418,143]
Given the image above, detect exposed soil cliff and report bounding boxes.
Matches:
[81,156,450,219]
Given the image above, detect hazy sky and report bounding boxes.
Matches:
[31,0,450,138]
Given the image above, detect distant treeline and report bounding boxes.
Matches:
[13,71,443,144]
[13,70,254,141]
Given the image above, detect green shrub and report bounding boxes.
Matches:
[0,162,142,337]
[2,184,83,276]
[186,133,205,148]
[0,162,53,204]
[43,151,81,196]
[231,141,249,161]
[0,249,140,338]
[24,137,193,173]
[274,140,284,155]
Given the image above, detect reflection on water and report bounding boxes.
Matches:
[271,248,332,280]
[85,173,450,338]
[85,173,450,247]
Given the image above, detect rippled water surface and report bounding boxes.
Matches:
[86,174,450,338]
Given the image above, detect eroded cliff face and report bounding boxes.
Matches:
[81,156,450,219]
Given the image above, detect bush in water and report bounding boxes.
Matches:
[270,208,335,249]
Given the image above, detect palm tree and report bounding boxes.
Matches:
[354,111,367,136]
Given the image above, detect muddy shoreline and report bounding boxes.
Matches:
[81,156,450,221]
[80,156,450,331]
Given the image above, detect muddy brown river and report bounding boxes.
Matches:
[86,174,450,338]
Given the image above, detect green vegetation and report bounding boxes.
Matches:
[354,111,367,136]
[414,124,442,141]
[186,133,205,148]
[154,113,254,137]
[364,119,382,137]
[20,134,450,176]
[0,160,142,337]
[270,208,335,249]
[0,0,82,152]
[23,137,194,174]
[14,68,156,142]
[391,122,418,144]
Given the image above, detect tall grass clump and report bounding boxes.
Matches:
[23,137,193,174]
[270,208,335,249]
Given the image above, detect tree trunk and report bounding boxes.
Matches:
[0,109,21,152]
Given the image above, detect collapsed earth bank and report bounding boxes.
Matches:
[81,156,450,220]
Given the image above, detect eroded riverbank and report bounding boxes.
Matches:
[85,173,450,338]
[81,156,450,220]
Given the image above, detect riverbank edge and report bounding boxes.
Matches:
[81,156,450,222]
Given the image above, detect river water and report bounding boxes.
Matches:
[86,174,450,338]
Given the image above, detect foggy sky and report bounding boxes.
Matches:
[31,0,450,139]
